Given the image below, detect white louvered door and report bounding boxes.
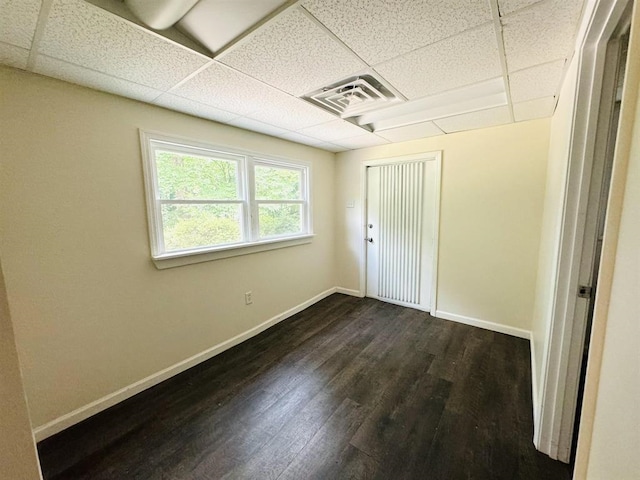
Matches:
[365,160,435,311]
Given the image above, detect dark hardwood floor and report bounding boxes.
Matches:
[37,294,572,479]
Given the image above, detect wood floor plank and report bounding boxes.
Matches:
[352,373,450,472]
[441,327,493,415]
[37,295,572,480]
[222,388,361,480]
[239,315,380,437]
[276,398,371,480]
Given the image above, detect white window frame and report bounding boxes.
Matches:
[140,130,313,269]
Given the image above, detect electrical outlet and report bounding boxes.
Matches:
[245,291,253,305]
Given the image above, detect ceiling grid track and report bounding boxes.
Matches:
[25,0,54,71]
[549,0,595,114]
[1,0,587,150]
[35,52,166,98]
[208,60,352,121]
[213,0,300,61]
[160,59,219,100]
[297,5,409,102]
[490,0,516,122]
[296,8,370,67]
[369,19,499,72]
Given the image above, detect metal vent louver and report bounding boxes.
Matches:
[303,74,402,121]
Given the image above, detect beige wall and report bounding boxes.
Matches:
[0,67,336,430]
[530,55,579,421]
[0,259,42,479]
[335,119,550,331]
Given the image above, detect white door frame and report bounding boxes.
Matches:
[536,0,631,462]
[358,152,442,312]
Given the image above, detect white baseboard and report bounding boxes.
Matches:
[433,310,531,339]
[530,332,541,446]
[33,287,338,441]
[335,287,364,297]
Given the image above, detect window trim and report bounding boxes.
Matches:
[139,130,313,269]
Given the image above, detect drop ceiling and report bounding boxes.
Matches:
[0,0,586,152]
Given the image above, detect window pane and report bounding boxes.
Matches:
[258,204,303,238]
[161,204,242,251]
[156,151,239,200]
[255,165,301,200]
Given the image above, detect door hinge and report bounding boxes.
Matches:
[578,285,593,299]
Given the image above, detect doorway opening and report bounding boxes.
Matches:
[570,30,629,465]
[536,0,633,464]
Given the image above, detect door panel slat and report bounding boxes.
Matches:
[377,162,424,305]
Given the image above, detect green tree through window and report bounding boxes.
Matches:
[156,152,243,250]
[255,164,303,238]
[143,137,311,257]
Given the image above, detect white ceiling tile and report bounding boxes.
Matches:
[0,0,41,49]
[498,0,544,16]
[332,134,390,150]
[38,0,209,90]
[218,7,364,96]
[502,0,584,72]
[317,142,345,152]
[0,41,29,69]
[434,106,512,134]
[302,0,492,65]
[247,93,337,131]
[376,121,444,143]
[279,132,325,147]
[153,94,239,123]
[298,119,370,142]
[509,60,565,103]
[34,55,163,102]
[228,117,289,137]
[513,96,556,121]
[375,24,502,100]
[170,61,291,116]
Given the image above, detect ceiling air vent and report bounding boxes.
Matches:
[303,74,403,124]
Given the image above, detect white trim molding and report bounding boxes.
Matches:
[434,310,531,340]
[530,331,540,436]
[33,287,338,441]
[153,235,314,269]
[335,287,364,297]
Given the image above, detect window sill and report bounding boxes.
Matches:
[151,234,314,269]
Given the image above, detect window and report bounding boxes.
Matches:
[140,131,312,267]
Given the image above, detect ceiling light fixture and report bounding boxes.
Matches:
[124,0,199,29]
[358,77,508,132]
[305,76,507,134]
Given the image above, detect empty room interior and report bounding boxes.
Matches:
[1,0,639,479]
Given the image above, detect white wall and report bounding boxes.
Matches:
[0,67,337,434]
[530,55,579,426]
[0,259,42,479]
[335,119,551,334]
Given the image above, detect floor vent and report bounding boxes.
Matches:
[303,74,402,122]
